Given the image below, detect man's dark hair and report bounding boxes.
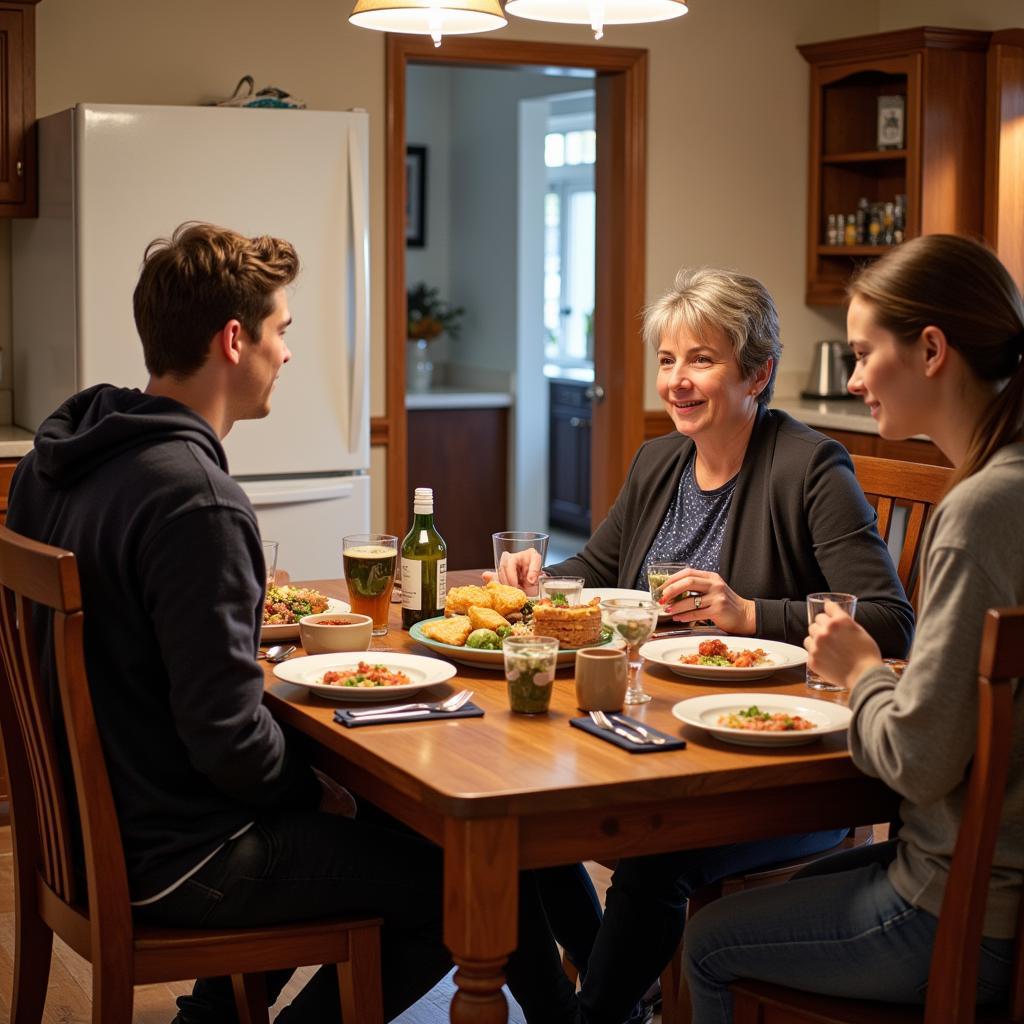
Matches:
[133,222,300,378]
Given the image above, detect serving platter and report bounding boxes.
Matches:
[409,617,619,670]
[639,636,807,682]
[262,597,349,641]
[672,693,851,747]
[273,651,456,702]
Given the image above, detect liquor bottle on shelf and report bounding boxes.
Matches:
[401,486,448,629]
[843,214,857,246]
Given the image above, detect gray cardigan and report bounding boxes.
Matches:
[548,406,913,656]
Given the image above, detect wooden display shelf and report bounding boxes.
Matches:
[816,244,897,256]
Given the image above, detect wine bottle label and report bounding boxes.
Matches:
[436,558,447,602]
[401,558,423,611]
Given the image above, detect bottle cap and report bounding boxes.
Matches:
[413,487,434,514]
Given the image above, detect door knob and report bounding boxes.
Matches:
[584,384,605,403]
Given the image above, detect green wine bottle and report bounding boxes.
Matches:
[401,487,448,629]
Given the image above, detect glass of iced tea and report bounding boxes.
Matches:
[342,534,399,636]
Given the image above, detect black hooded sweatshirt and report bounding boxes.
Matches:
[8,384,319,902]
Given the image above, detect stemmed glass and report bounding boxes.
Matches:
[600,598,661,705]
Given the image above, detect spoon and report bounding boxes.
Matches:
[258,644,297,663]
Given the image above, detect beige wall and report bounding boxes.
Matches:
[5,0,1020,523]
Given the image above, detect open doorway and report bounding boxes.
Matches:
[384,37,648,562]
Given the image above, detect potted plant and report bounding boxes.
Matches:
[407,283,465,392]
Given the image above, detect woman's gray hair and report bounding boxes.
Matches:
[643,266,782,405]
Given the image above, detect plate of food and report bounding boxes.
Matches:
[639,636,807,681]
[672,693,851,746]
[262,585,349,641]
[272,651,456,702]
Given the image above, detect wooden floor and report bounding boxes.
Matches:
[0,826,615,1023]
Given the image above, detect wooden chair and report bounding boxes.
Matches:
[730,606,1024,1023]
[851,454,952,607]
[0,525,384,1024]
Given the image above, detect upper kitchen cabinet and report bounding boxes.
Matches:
[0,0,38,217]
[799,27,989,305]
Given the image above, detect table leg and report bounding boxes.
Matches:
[444,816,519,1024]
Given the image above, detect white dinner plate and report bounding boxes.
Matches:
[582,586,674,620]
[273,651,456,702]
[639,636,807,682]
[672,693,851,747]
[262,597,350,641]
[410,617,619,670]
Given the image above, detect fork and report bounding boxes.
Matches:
[589,710,650,745]
[347,688,473,719]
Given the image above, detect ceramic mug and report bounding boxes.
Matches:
[574,647,628,712]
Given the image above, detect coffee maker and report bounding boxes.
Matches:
[802,340,856,399]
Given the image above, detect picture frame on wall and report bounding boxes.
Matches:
[406,145,427,248]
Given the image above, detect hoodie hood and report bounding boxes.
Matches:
[33,384,228,487]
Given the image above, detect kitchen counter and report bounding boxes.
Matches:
[406,389,512,411]
[0,426,35,458]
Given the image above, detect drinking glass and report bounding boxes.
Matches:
[342,534,399,637]
[503,635,559,714]
[261,540,279,590]
[600,598,661,705]
[647,561,690,605]
[806,591,858,691]
[492,532,549,580]
[539,576,585,606]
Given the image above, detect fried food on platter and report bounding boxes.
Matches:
[484,580,529,617]
[445,585,493,615]
[468,605,510,632]
[422,615,473,646]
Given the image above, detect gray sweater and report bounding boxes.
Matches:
[851,443,1024,938]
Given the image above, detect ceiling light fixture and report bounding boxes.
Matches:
[505,0,688,40]
[349,0,506,48]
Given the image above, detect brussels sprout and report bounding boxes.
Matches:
[466,628,501,650]
[496,624,512,639]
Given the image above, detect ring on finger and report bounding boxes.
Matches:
[694,594,702,611]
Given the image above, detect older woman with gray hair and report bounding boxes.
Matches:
[500,267,913,1024]
[502,265,913,650]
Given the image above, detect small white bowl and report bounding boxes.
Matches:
[299,612,373,654]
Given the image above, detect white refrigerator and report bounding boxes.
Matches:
[13,104,371,580]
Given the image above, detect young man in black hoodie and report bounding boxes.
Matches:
[7,222,579,1023]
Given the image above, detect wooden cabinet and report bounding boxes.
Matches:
[799,27,989,305]
[406,406,508,571]
[0,457,17,821]
[0,1,39,217]
[548,381,591,535]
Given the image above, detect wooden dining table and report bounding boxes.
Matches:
[262,571,900,1024]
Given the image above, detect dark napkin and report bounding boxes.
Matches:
[334,702,485,728]
[570,713,686,753]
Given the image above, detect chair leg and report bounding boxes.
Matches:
[231,972,270,1024]
[91,960,136,1024]
[338,924,384,1024]
[11,911,53,1024]
[660,941,689,1024]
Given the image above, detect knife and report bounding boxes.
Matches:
[343,709,431,723]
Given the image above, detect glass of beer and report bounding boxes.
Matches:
[342,534,399,636]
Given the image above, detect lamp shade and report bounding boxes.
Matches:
[350,0,506,45]
[505,0,687,39]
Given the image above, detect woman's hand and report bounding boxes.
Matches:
[661,569,756,635]
[481,549,543,595]
[805,601,882,690]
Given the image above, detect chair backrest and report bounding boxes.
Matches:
[851,454,952,605]
[925,606,1024,1023]
[0,526,133,947]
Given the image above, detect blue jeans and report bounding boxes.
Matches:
[577,829,848,1024]
[684,840,1015,1023]
[135,806,579,1023]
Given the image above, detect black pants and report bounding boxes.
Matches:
[135,806,580,1023]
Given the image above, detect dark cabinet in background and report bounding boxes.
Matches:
[0,1,39,216]
[406,406,508,570]
[548,380,591,535]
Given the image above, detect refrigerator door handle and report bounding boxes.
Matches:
[246,482,355,506]
[348,118,370,459]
